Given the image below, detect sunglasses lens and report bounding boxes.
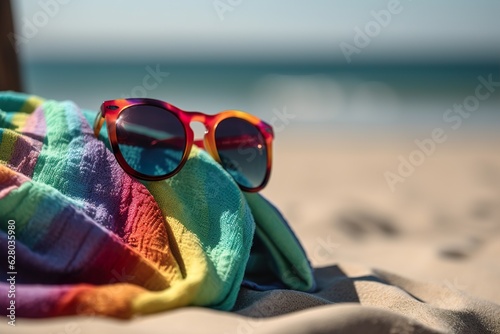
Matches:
[215,118,268,189]
[116,105,186,177]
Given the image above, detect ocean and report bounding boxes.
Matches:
[21,62,500,134]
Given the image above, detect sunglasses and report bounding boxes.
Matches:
[93,98,274,192]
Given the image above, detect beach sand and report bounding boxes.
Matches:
[264,127,500,305]
[4,126,500,333]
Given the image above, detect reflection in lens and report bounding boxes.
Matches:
[215,118,267,189]
[116,105,186,177]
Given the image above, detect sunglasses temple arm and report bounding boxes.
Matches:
[262,121,274,138]
[215,135,259,150]
[93,111,105,138]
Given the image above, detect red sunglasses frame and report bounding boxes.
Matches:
[93,98,274,192]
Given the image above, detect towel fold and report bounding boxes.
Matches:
[0,92,315,318]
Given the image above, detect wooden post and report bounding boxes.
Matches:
[0,0,23,92]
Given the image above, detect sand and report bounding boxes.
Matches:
[2,126,499,333]
[265,127,500,304]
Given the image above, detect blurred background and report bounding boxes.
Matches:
[4,0,500,301]
[9,0,500,125]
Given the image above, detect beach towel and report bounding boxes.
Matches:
[0,91,315,318]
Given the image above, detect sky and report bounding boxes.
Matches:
[10,0,500,64]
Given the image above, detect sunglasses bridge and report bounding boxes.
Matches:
[183,112,212,149]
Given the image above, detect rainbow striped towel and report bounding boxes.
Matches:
[0,92,315,318]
